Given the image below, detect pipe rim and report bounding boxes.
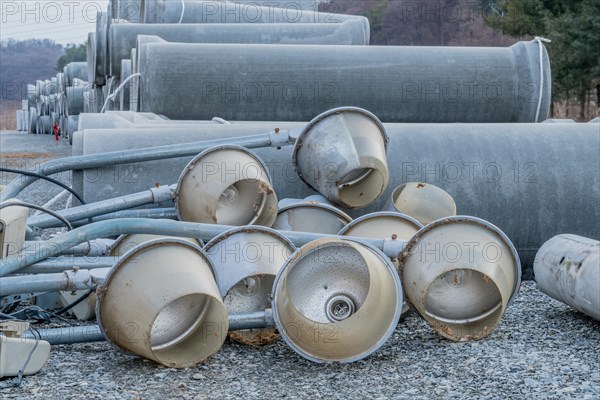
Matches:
[96,237,217,358]
[276,201,353,223]
[292,106,389,198]
[271,237,402,363]
[174,144,275,224]
[338,211,423,236]
[400,215,522,309]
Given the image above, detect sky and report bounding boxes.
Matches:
[0,0,108,45]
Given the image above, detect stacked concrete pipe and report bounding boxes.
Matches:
[109,21,369,79]
[140,0,363,24]
[134,40,550,122]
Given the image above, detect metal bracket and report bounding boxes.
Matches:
[150,185,175,204]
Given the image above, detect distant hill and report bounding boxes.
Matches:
[1,39,64,101]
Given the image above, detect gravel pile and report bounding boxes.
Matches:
[1,282,598,399]
[1,131,598,399]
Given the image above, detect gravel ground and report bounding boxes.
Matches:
[1,131,599,399]
[1,282,598,400]
[1,131,72,207]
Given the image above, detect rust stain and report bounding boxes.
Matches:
[258,183,274,195]
[228,329,280,347]
[441,325,454,336]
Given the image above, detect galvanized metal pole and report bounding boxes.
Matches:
[26,185,174,230]
[0,219,406,276]
[71,208,178,228]
[22,239,115,257]
[19,257,119,274]
[0,131,294,201]
[1,270,97,296]
[22,310,276,344]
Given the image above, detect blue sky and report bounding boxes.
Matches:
[0,0,106,45]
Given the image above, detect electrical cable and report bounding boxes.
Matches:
[0,167,85,205]
[55,290,94,316]
[0,312,17,320]
[0,201,73,231]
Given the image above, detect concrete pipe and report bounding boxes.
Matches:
[109,20,368,79]
[86,88,105,114]
[130,35,165,112]
[141,0,366,25]
[86,32,96,88]
[50,112,59,128]
[48,95,57,114]
[27,85,36,109]
[137,40,550,122]
[67,116,79,144]
[94,11,109,86]
[35,80,43,97]
[16,110,24,131]
[72,121,599,278]
[204,226,295,345]
[96,238,228,368]
[383,182,457,226]
[37,116,51,134]
[77,113,134,131]
[110,0,143,21]
[399,217,521,341]
[37,96,49,116]
[534,235,600,321]
[59,116,68,137]
[223,0,319,10]
[66,86,85,116]
[175,145,278,226]
[119,60,132,111]
[57,72,65,92]
[130,48,138,111]
[28,107,37,134]
[272,237,402,362]
[104,77,120,112]
[272,201,352,234]
[82,92,91,114]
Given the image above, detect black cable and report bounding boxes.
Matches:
[2,300,21,315]
[0,167,86,205]
[15,332,39,387]
[0,312,17,320]
[55,289,94,315]
[0,202,73,231]
[11,306,73,325]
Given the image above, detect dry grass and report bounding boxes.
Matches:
[552,98,599,121]
[0,100,21,130]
